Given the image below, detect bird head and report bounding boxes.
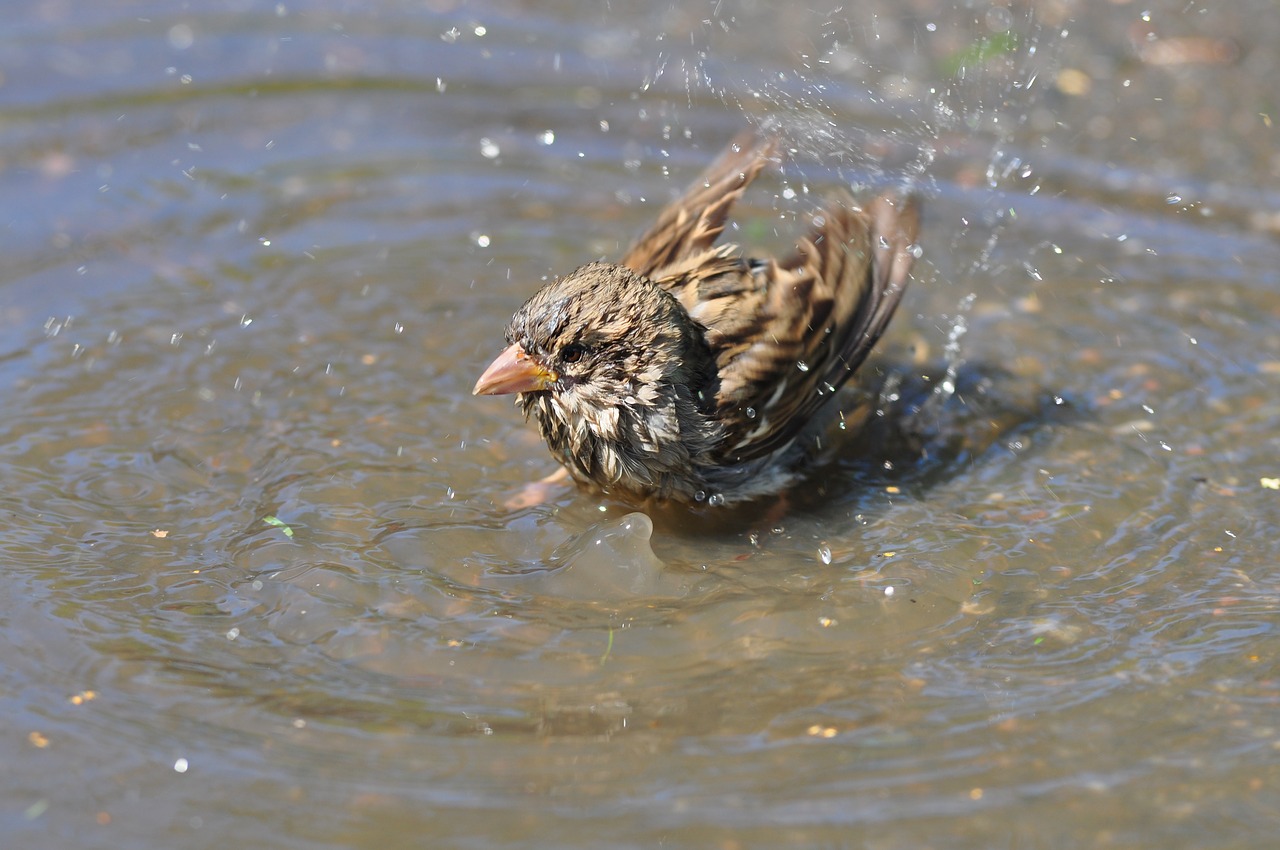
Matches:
[475,262,710,411]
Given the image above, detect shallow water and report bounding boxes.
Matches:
[3,1,1279,847]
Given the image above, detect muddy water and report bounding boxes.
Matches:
[3,1,1279,847]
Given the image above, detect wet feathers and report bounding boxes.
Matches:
[474,131,922,505]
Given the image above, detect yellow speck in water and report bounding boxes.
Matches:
[969,787,984,801]
[150,528,169,538]
[1055,67,1092,96]
[1260,477,1280,490]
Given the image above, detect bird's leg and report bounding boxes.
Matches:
[503,466,571,510]
[759,490,792,532]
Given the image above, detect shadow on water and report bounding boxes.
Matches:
[648,355,1087,536]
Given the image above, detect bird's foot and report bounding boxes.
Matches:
[502,467,571,510]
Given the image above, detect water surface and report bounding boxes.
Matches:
[3,0,1279,847]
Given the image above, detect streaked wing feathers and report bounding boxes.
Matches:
[713,194,921,462]
[620,131,779,278]
[624,130,921,468]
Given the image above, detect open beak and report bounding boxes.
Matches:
[473,343,558,395]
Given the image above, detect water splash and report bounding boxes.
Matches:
[524,513,678,600]
[933,291,977,407]
[630,3,1072,429]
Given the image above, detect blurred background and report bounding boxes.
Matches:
[2,0,1278,847]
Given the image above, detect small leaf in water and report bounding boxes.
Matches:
[262,516,294,538]
[943,32,1020,77]
[600,628,614,665]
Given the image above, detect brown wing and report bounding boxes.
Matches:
[621,130,921,464]
[702,193,922,463]
[619,130,779,278]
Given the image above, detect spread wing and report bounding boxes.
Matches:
[619,130,779,278]
[703,193,921,462]
[621,130,922,465]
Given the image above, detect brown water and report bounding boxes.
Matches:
[4,1,1279,847]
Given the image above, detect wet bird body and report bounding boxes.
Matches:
[474,131,921,505]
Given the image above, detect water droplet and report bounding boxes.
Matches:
[908,243,924,258]
[817,544,832,565]
[796,360,810,372]
[707,493,725,507]
[985,6,1013,31]
[539,130,555,145]
[694,490,706,502]
[440,27,460,43]
[167,24,194,50]
[745,406,757,419]
[1165,193,1182,205]
[479,138,500,159]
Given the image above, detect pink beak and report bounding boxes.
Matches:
[473,343,558,395]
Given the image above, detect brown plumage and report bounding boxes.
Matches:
[474,130,921,505]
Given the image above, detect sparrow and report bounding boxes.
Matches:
[474,130,921,505]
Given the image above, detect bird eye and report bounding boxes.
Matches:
[560,342,589,364]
